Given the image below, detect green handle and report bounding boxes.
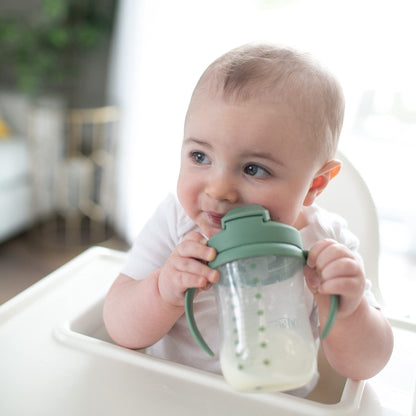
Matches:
[304,249,338,339]
[185,288,214,356]
[303,250,338,340]
[320,294,339,340]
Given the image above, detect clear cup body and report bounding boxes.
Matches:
[215,255,317,392]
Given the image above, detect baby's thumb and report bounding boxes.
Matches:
[304,265,320,294]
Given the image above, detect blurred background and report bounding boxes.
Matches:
[0,0,415,322]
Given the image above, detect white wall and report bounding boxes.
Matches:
[109,0,416,245]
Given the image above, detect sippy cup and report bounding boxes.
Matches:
[185,205,338,393]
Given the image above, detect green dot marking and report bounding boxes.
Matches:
[257,310,264,316]
[259,326,266,332]
[250,263,257,269]
[263,359,271,366]
[252,277,260,284]
[255,293,262,300]
[238,364,244,371]
[260,342,267,348]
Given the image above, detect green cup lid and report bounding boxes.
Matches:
[208,205,305,268]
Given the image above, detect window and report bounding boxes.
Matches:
[112,0,416,320]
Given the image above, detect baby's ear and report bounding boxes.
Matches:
[303,160,341,206]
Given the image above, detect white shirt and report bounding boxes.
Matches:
[122,193,377,394]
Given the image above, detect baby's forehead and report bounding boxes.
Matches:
[186,46,343,162]
[187,82,333,165]
[190,78,320,129]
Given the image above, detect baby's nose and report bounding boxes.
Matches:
[205,174,239,203]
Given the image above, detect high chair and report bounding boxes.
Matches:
[318,150,383,305]
[1,153,415,416]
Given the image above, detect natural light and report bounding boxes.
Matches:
[109,0,416,322]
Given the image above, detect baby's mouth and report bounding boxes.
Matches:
[206,212,224,227]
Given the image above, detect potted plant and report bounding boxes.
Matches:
[0,0,116,95]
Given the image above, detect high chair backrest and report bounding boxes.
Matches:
[317,150,383,305]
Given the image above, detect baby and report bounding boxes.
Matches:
[103,43,393,395]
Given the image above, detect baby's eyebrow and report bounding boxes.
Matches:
[183,137,212,149]
[241,150,272,159]
[240,150,286,167]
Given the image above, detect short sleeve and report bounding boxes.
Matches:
[121,195,177,280]
[121,194,193,280]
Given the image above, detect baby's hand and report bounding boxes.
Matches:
[304,239,365,319]
[158,231,219,307]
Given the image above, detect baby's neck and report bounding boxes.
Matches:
[293,208,308,231]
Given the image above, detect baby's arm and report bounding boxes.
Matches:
[103,231,219,349]
[304,239,393,380]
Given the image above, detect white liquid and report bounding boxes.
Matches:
[220,327,316,392]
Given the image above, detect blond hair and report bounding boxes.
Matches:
[187,43,345,161]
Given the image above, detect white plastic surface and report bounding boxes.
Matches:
[1,247,415,415]
[318,150,382,303]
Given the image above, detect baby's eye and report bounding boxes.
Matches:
[191,151,210,164]
[244,164,270,177]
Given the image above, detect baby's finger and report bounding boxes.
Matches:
[304,264,321,293]
[307,239,337,268]
[175,238,216,263]
[182,231,208,244]
[318,277,364,317]
[173,256,219,283]
[179,271,216,291]
[315,244,356,273]
[319,257,362,282]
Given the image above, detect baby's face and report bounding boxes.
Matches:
[177,93,321,238]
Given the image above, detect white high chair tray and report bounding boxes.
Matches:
[0,247,415,415]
